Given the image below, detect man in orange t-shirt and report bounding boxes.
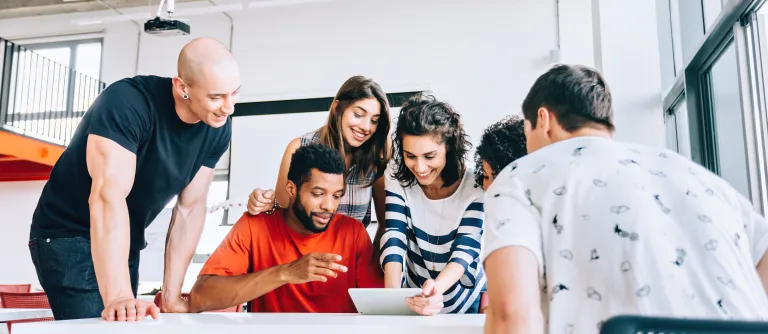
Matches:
[188,143,383,313]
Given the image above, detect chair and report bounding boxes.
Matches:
[0,285,32,309]
[600,315,768,334]
[0,285,31,295]
[153,292,243,313]
[0,292,54,334]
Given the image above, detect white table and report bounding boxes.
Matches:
[12,313,486,334]
[0,309,53,322]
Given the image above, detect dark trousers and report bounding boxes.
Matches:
[28,236,140,320]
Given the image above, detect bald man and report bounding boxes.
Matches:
[28,38,239,321]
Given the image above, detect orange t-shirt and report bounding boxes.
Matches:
[199,209,384,313]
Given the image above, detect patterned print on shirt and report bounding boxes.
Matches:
[550,284,569,301]
[554,186,567,196]
[573,147,586,156]
[553,215,563,234]
[593,179,608,187]
[636,285,651,297]
[705,239,718,251]
[586,287,602,301]
[649,170,667,178]
[560,250,573,261]
[590,249,600,261]
[717,276,736,290]
[698,214,712,223]
[620,261,631,272]
[614,224,639,241]
[654,194,672,214]
[673,248,687,267]
[610,205,630,215]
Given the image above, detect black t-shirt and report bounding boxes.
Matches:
[30,75,231,253]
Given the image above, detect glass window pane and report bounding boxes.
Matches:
[702,0,722,32]
[32,47,70,68]
[75,42,101,79]
[670,0,684,74]
[709,44,751,198]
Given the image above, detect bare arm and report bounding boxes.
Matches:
[384,262,403,288]
[161,166,215,312]
[372,176,386,260]
[189,267,286,312]
[484,246,544,334]
[433,263,465,294]
[190,252,346,312]
[758,254,768,294]
[274,138,302,207]
[86,134,137,307]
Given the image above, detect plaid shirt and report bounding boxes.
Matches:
[300,130,374,227]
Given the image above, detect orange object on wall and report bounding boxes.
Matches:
[0,130,64,182]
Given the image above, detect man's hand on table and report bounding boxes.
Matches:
[161,294,190,313]
[406,279,444,316]
[102,297,160,321]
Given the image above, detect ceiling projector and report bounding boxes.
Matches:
[144,17,190,36]
[144,0,190,36]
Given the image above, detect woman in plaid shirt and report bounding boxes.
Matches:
[246,76,393,250]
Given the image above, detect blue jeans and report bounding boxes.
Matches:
[28,236,140,320]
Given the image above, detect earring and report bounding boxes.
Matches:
[182,93,189,99]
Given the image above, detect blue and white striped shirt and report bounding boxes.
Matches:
[380,168,486,314]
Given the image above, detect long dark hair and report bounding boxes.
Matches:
[392,94,471,188]
[319,76,391,185]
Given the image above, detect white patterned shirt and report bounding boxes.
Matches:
[481,136,768,334]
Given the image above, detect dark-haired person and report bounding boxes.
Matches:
[474,115,527,191]
[482,64,768,334]
[189,144,383,313]
[245,77,391,245]
[380,94,485,315]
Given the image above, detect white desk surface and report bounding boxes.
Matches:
[0,308,53,322]
[13,312,486,334]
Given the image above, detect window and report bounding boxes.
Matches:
[702,0,723,32]
[1,38,103,145]
[703,42,752,198]
[665,97,691,158]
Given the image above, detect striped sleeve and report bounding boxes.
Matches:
[380,178,409,268]
[449,197,484,288]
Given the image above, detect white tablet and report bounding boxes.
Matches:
[348,288,423,315]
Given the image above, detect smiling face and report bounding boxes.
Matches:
[402,134,447,187]
[183,64,241,128]
[340,98,381,148]
[289,168,345,233]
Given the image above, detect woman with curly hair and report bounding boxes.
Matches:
[474,115,527,190]
[380,94,485,315]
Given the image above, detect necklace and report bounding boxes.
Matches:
[422,190,446,272]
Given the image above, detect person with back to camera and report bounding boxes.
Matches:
[483,64,768,334]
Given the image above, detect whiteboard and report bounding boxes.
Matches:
[229,111,330,224]
[229,107,399,226]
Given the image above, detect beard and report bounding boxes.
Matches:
[292,194,333,233]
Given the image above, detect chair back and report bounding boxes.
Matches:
[153,291,243,313]
[0,285,31,294]
[0,292,54,334]
[601,315,768,334]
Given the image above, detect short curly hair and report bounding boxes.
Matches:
[392,94,472,188]
[287,143,346,190]
[474,115,527,187]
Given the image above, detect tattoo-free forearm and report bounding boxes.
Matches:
[89,192,134,303]
[189,266,288,312]
[434,262,466,294]
[162,203,206,301]
[384,262,403,288]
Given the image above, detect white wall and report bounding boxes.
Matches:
[0,181,45,288]
[0,0,667,290]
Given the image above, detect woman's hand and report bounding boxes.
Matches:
[406,279,444,316]
[247,189,276,215]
